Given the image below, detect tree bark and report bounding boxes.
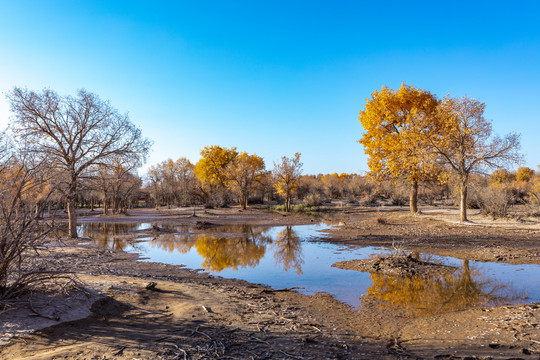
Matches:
[67,175,78,238]
[460,184,468,222]
[67,200,77,238]
[409,180,419,214]
[113,198,120,214]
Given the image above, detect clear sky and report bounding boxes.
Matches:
[0,1,539,175]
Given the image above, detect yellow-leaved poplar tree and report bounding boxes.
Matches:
[359,84,440,214]
[273,153,302,212]
[194,145,238,207]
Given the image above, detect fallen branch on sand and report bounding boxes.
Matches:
[261,287,304,294]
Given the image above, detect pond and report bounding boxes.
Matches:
[77,222,540,313]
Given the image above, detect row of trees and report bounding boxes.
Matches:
[147,147,303,212]
[41,156,540,223]
[359,84,521,221]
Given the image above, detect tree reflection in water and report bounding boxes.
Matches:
[272,226,303,275]
[79,223,140,250]
[148,226,273,272]
[149,233,198,254]
[147,225,306,273]
[195,236,266,272]
[366,259,512,316]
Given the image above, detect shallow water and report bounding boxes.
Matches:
[78,222,540,311]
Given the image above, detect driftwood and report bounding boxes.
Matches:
[192,326,212,340]
[113,346,126,356]
[28,297,59,321]
[261,286,304,294]
[162,342,187,360]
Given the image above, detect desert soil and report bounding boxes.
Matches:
[1,205,539,359]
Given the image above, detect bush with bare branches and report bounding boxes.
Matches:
[0,139,64,301]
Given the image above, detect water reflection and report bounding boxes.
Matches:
[273,226,303,275]
[77,222,538,308]
[366,260,513,316]
[148,233,198,254]
[78,223,142,250]
[195,236,266,272]
[146,226,302,273]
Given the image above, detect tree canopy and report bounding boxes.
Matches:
[273,153,303,212]
[425,96,521,221]
[194,145,238,207]
[359,84,439,213]
[8,88,151,237]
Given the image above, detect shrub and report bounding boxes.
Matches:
[477,185,514,218]
[303,193,322,207]
[0,158,65,301]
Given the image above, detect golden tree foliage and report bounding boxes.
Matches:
[195,146,238,188]
[528,172,540,205]
[490,169,513,185]
[359,84,439,213]
[515,166,534,182]
[227,152,265,209]
[194,145,238,206]
[273,153,302,212]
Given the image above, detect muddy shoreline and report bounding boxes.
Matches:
[1,206,539,359]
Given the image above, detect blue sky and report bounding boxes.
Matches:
[0,1,539,175]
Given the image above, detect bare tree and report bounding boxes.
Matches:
[147,158,196,208]
[425,96,521,221]
[8,88,151,238]
[108,165,142,214]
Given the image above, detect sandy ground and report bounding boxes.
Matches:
[0,205,539,359]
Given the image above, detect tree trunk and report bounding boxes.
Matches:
[460,184,468,222]
[113,198,120,214]
[67,175,78,238]
[90,198,94,212]
[241,193,247,210]
[104,199,109,215]
[409,180,419,214]
[67,200,77,238]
